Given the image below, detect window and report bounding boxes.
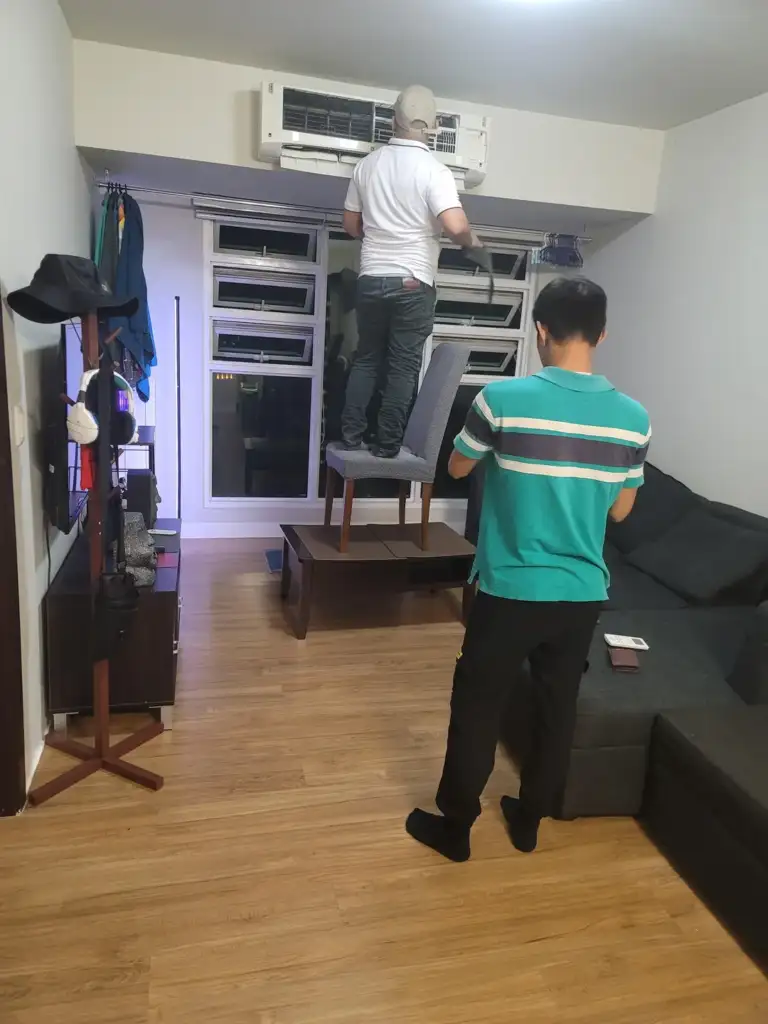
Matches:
[438,245,528,281]
[213,268,315,315]
[212,320,313,365]
[214,221,317,262]
[211,373,312,498]
[434,284,523,329]
[433,339,518,378]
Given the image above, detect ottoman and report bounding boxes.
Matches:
[643,706,768,970]
[501,607,752,818]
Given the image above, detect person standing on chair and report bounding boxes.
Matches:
[406,277,651,862]
[340,84,490,458]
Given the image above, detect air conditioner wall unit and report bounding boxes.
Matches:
[257,81,489,191]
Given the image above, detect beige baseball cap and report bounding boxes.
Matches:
[394,85,438,134]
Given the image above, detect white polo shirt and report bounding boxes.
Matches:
[344,139,462,286]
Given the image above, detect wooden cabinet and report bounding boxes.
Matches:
[45,519,181,715]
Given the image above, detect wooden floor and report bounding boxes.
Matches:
[1,541,766,1023]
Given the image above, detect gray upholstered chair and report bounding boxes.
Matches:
[324,343,470,552]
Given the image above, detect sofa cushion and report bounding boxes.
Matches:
[708,501,768,536]
[627,507,768,604]
[728,602,768,705]
[606,464,699,555]
[603,542,687,610]
[652,707,768,868]
[572,608,748,748]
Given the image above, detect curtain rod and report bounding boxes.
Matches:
[96,181,196,201]
[95,181,591,243]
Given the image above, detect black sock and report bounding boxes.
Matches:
[405,809,470,862]
[500,796,540,853]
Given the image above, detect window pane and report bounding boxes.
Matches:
[432,383,483,499]
[434,298,522,329]
[213,269,315,314]
[438,247,527,279]
[466,346,517,377]
[217,223,316,261]
[213,321,312,365]
[211,373,311,498]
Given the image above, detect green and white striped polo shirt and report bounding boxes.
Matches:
[455,366,651,602]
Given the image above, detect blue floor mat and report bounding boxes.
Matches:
[265,548,283,574]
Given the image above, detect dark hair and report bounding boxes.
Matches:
[532,276,607,346]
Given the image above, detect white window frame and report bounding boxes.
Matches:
[211,319,314,366]
[200,212,540,518]
[437,241,528,280]
[202,219,326,509]
[212,265,317,317]
[213,216,319,266]
[434,279,528,330]
[432,334,520,382]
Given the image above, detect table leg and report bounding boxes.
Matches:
[280,537,291,600]
[295,559,314,640]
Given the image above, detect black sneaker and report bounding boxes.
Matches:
[340,439,366,451]
[370,446,399,459]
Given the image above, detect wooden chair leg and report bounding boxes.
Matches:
[340,478,355,553]
[324,464,336,526]
[420,482,433,550]
[398,480,409,527]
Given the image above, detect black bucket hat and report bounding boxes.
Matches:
[7,254,139,325]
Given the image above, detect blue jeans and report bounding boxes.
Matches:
[341,276,435,455]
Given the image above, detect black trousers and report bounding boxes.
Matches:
[436,591,601,826]
[341,276,435,454]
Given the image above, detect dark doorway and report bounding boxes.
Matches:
[0,309,26,815]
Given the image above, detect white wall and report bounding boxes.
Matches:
[132,199,203,522]
[0,0,91,782]
[586,91,768,516]
[72,41,664,216]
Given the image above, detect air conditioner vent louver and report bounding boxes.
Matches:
[283,89,374,143]
[374,105,395,145]
[433,115,458,155]
[281,89,458,154]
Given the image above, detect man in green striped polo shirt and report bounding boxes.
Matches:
[407,277,651,861]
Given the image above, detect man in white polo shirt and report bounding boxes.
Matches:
[341,85,490,458]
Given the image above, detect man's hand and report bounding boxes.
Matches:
[609,487,638,523]
[439,208,477,249]
[448,450,479,479]
[462,245,493,274]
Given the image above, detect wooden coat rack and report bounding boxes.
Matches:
[29,311,164,806]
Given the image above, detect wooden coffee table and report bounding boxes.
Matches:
[280,522,475,639]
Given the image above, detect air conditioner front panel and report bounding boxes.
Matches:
[258,81,488,189]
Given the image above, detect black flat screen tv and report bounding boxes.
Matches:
[42,324,86,534]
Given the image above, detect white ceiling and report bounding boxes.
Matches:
[61,0,768,130]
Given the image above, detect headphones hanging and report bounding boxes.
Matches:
[67,368,137,446]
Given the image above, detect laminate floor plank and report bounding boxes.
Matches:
[1,541,764,1023]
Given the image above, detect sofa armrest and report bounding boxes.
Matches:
[728,602,768,704]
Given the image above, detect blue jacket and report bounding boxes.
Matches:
[109,195,156,402]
